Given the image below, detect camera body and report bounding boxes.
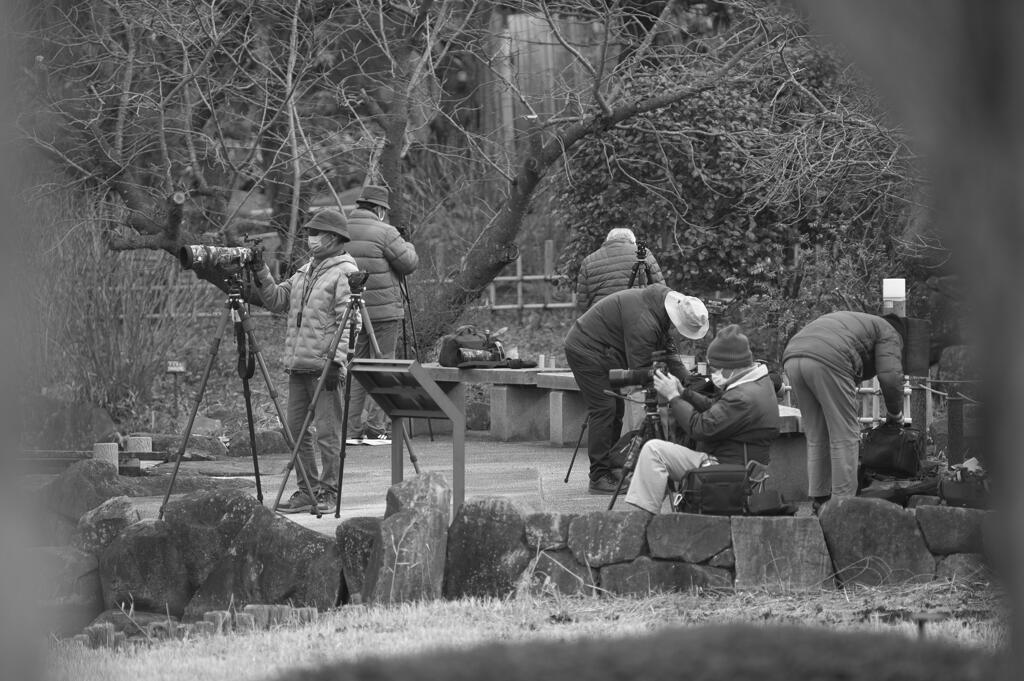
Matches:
[179,244,258,274]
[608,350,671,389]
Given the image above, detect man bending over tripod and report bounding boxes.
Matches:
[624,325,780,515]
[251,208,360,514]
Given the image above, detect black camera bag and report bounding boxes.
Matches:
[438,325,505,368]
[938,472,989,509]
[673,464,750,515]
[859,423,924,478]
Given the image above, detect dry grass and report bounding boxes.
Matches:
[46,582,1005,681]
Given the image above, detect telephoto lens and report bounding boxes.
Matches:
[178,245,256,273]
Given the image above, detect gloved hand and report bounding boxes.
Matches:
[248,246,265,272]
[885,411,903,426]
[652,369,683,402]
[324,362,342,391]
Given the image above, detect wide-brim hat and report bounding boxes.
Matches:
[664,292,709,339]
[358,184,390,210]
[306,209,350,242]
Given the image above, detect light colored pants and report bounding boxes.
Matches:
[346,319,401,434]
[287,372,344,493]
[625,439,714,514]
[783,356,860,498]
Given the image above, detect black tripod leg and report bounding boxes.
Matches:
[563,418,588,483]
[159,306,231,519]
[241,376,263,503]
[608,430,645,511]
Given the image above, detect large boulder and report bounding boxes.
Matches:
[182,508,341,620]
[336,517,382,604]
[385,472,452,524]
[523,549,596,596]
[567,511,649,568]
[226,429,289,458]
[29,546,104,636]
[73,496,147,555]
[444,497,531,599]
[98,519,191,617]
[162,489,266,589]
[647,514,731,563]
[915,506,986,555]
[818,497,935,586]
[43,460,135,523]
[731,517,833,591]
[363,508,448,605]
[600,556,731,596]
[524,512,576,551]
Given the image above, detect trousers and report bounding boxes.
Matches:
[346,319,401,434]
[564,341,625,481]
[287,371,344,493]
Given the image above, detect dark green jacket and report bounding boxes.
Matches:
[565,285,677,369]
[782,311,905,414]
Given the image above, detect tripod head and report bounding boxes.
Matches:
[635,239,648,261]
[348,271,370,296]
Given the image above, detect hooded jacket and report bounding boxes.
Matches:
[256,247,361,372]
[344,207,419,322]
[669,364,780,465]
[782,311,905,414]
[576,235,665,312]
[565,284,677,369]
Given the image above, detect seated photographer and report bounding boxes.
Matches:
[564,285,709,495]
[624,325,780,515]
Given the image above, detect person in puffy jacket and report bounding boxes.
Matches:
[343,185,419,445]
[782,311,906,509]
[564,285,709,494]
[625,325,780,515]
[576,228,665,313]
[254,208,360,514]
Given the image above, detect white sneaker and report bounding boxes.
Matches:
[362,428,391,446]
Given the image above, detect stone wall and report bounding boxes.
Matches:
[34,463,994,637]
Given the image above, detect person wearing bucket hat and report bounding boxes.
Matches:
[251,208,361,514]
[782,311,906,510]
[343,183,419,446]
[623,324,781,515]
[564,284,710,494]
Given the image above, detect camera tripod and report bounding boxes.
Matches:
[627,240,653,288]
[268,272,422,518]
[159,277,313,520]
[607,387,664,510]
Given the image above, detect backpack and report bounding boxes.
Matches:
[438,325,506,368]
[858,423,925,478]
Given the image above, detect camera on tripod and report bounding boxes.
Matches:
[608,350,671,389]
[179,239,262,275]
[347,271,370,292]
[635,239,648,260]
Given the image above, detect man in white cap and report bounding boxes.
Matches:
[575,228,665,312]
[563,285,709,494]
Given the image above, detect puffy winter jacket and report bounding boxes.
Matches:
[576,236,665,312]
[671,368,780,465]
[255,251,361,372]
[565,285,678,369]
[344,208,419,322]
[782,311,905,414]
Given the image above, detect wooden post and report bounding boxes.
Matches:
[543,239,554,308]
[515,254,524,322]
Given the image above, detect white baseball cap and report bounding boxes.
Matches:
[664,292,710,339]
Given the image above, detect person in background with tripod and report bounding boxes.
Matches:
[343,184,419,446]
[624,325,780,515]
[575,228,665,313]
[250,208,360,514]
[564,285,709,494]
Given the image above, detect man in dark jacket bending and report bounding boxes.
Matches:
[624,325,780,514]
[576,228,665,312]
[564,285,709,494]
[782,311,905,506]
[344,185,419,445]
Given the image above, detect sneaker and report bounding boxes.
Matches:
[345,430,364,446]
[278,489,315,514]
[361,427,391,446]
[314,488,337,513]
[588,473,621,495]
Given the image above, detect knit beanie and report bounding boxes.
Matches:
[707,324,753,369]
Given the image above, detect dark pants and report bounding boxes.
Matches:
[564,340,625,482]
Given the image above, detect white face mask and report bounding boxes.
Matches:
[307,234,325,252]
[711,369,729,389]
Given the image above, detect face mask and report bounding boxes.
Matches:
[711,369,729,389]
[307,234,325,251]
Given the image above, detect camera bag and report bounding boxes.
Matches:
[938,471,989,509]
[438,325,506,368]
[858,423,925,478]
[673,464,749,515]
